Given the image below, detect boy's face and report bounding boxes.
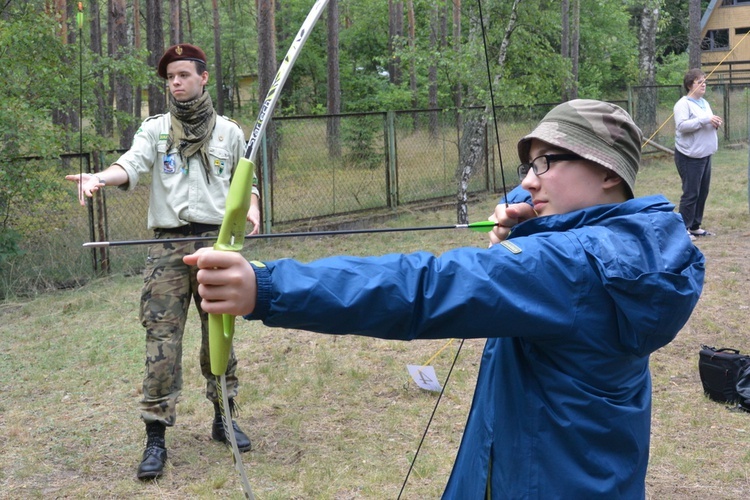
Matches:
[165,60,208,102]
[520,139,620,216]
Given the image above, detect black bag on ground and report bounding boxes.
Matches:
[698,345,750,404]
[736,364,750,412]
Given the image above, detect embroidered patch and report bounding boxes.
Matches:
[163,153,176,174]
[499,240,522,254]
[159,133,169,141]
[250,261,266,268]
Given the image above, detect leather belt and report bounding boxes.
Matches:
[155,223,221,235]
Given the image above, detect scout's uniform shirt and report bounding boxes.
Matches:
[114,113,259,230]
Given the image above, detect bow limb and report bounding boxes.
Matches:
[209,0,331,377]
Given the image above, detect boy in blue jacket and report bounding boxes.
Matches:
[185,100,705,499]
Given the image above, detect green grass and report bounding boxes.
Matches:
[1,147,749,498]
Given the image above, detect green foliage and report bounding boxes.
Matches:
[0,0,691,140]
[341,66,391,111]
[656,0,690,59]
[0,10,68,157]
[341,115,384,170]
[0,228,23,267]
[656,52,691,86]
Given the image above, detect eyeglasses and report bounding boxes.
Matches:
[517,153,582,181]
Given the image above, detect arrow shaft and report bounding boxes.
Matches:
[82,223,488,248]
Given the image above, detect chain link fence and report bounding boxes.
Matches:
[2,88,747,298]
[630,83,750,149]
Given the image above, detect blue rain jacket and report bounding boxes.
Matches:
[246,188,705,499]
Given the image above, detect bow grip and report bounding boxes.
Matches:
[209,313,235,376]
[208,157,256,376]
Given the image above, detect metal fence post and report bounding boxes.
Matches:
[627,85,633,117]
[260,132,273,233]
[385,111,398,208]
[724,84,730,141]
[93,151,109,274]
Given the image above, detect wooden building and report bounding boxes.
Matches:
[701,0,750,84]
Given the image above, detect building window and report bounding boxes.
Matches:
[736,27,750,35]
[702,29,730,50]
[723,0,750,6]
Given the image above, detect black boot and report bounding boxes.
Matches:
[137,421,167,480]
[212,399,252,452]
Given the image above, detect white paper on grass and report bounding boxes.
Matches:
[407,364,442,392]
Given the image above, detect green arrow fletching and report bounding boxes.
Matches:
[465,220,498,233]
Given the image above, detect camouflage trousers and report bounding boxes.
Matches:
[139,230,239,426]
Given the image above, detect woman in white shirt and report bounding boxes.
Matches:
[673,68,722,241]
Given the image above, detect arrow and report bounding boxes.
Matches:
[81,220,500,248]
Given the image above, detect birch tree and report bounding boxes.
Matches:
[456,0,522,224]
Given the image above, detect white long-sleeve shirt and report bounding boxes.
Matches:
[673,96,718,158]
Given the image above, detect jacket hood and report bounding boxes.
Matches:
[511,195,705,356]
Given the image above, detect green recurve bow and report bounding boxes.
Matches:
[209,1,330,497]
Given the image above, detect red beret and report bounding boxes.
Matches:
[157,44,207,78]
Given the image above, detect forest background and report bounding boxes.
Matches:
[0,0,706,154]
[0,0,714,295]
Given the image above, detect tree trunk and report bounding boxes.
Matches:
[170,0,182,45]
[453,0,462,130]
[561,0,570,101]
[257,0,277,183]
[134,0,142,121]
[51,0,78,135]
[146,0,166,115]
[110,0,135,149]
[225,0,239,115]
[212,0,224,115]
[186,0,194,40]
[388,0,403,85]
[407,0,418,129]
[637,1,660,138]
[457,115,486,224]
[569,0,579,99]
[89,0,112,137]
[456,0,521,223]
[428,2,439,138]
[327,0,341,158]
[688,0,702,70]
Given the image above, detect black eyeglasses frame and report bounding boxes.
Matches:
[517,153,582,181]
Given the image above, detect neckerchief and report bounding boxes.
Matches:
[167,90,217,182]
